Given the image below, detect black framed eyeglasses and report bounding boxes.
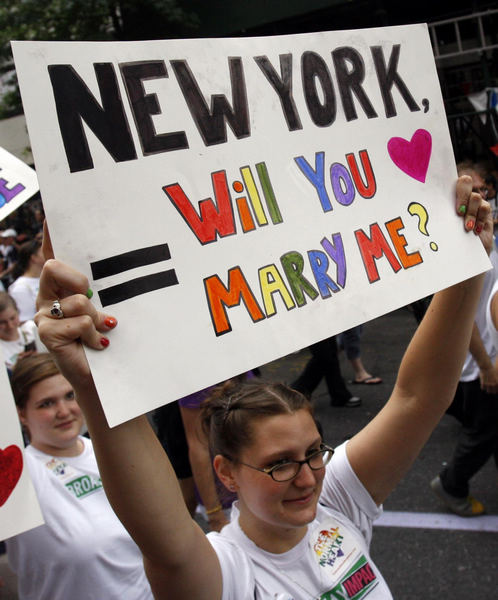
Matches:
[234,443,335,482]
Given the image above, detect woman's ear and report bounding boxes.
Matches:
[213,454,238,493]
[17,406,27,427]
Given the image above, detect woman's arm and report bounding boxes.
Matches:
[347,176,493,505]
[35,230,223,600]
[180,405,229,532]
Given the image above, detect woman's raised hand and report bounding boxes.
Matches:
[456,175,493,254]
[35,222,117,388]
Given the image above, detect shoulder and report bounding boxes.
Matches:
[8,277,26,291]
[207,528,256,599]
[320,442,381,543]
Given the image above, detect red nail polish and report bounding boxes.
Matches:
[475,223,483,234]
[466,220,475,231]
[100,337,110,348]
[104,317,117,328]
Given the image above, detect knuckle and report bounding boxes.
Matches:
[43,258,61,276]
[79,314,95,331]
[72,294,89,313]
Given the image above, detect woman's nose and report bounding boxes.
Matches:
[56,400,71,417]
[293,462,317,487]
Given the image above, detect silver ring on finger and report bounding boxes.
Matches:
[50,299,64,319]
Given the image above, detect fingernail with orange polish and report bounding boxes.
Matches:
[104,317,117,329]
[466,220,475,231]
[100,337,110,348]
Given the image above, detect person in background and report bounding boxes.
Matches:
[338,325,382,385]
[292,336,361,407]
[155,379,246,532]
[430,164,498,516]
[0,229,18,289]
[5,353,153,600]
[484,174,498,234]
[0,292,42,372]
[153,400,197,514]
[8,239,44,323]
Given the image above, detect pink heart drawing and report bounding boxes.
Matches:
[0,445,23,507]
[387,129,432,183]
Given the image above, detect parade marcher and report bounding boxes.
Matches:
[0,292,42,372]
[5,353,153,600]
[34,176,491,599]
[8,239,44,323]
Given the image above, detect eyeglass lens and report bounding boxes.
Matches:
[272,448,332,481]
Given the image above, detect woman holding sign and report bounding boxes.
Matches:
[34,176,491,599]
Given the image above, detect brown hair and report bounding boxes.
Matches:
[201,379,314,461]
[0,291,17,313]
[12,239,41,280]
[11,353,60,410]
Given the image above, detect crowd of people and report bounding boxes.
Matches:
[0,169,496,599]
[0,200,46,375]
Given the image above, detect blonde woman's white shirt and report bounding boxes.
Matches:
[6,437,153,600]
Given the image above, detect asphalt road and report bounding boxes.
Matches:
[2,305,497,598]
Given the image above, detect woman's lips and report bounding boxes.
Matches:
[283,492,314,505]
[55,420,75,429]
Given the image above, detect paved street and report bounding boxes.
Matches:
[1,305,497,598]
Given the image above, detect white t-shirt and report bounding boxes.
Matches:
[0,320,39,369]
[8,276,39,322]
[208,442,392,600]
[461,246,498,381]
[486,279,498,354]
[6,437,153,600]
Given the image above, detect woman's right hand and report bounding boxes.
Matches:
[35,223,117,390]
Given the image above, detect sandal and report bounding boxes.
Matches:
[351,376,382,385]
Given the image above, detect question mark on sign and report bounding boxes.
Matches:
[408,202,438,251]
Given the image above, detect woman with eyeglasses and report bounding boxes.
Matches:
[34,176,492,599]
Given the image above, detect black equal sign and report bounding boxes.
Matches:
[90,243,179,307]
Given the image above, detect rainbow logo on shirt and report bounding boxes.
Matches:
[313,526,345,567]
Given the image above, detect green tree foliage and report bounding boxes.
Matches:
[0,0,199,117]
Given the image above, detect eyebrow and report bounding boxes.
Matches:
[261,436,323,462]
[35,396,55,406]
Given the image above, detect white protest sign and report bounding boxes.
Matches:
[0,365,44,539]
[0,146,39,222]
[12,24,490,426]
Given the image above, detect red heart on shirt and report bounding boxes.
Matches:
[0,445,23,506]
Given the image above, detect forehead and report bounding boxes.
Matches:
[243,409,320,458]
[0,305,17,320]
[27,374,71,405]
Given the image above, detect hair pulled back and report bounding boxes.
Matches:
[13,239,41,280]
[201,379,314,461]
[11,352,60,410]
